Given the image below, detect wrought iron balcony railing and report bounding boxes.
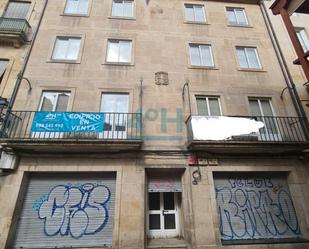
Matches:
[186,115,308,143]
[0,111,142,141]
[0,17,31,42]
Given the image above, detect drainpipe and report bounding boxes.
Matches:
[259,0,309,139]
[4,0,49,116]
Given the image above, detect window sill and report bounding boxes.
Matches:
[108,16,136,20]
[103,62,135,66]
[238,68,266,72]
[221,238,309,245]
[188,65,219,70]
[184,21,209,25]
[227,24,252,28]
[60,13,90,17]
[47,59,81,64]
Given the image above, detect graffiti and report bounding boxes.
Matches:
[215,177,300,240]
[273,182,284,194]
[37,183,111,239]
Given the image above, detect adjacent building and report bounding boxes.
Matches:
[0,0,309,249]
[0,0,44,106]
[265,0,309,117]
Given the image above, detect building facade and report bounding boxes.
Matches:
[0,0,309,249]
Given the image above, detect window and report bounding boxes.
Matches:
[249,98,274,117]
[249,98,280,140]
[189,44,214,67]
[0,59,9,84]
[32,92,70,139]
[226,7,248,26]
[64,0,89,15]
[4,1,30,19]
[236,47,261,69]
[112,0,133,18]
[100,93,129,139]
[52,37,81,61]
[296,29,309,52]
[184,4,206,23]
[39,92,70,111]
[106,40,132,63]
[196,96,221,116]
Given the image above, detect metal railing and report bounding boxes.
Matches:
[186,115,308,143]
[0,111,142,141]
[0,17,31,41]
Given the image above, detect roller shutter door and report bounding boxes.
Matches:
[148,174,182,192]
[13,173,116,248]
[214,173,301,242]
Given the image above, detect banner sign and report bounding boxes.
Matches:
[31,112,104,133]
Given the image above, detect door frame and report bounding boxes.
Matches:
[147,192,180,239]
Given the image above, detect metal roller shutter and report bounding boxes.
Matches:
[214,173,301,242]
[13,172,116,248]
[148,174,182,192]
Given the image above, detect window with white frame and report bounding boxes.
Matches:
[39,92,70,112]
[0,59,9,84]
[236,47,261,69]
[226,7,248,26]
[64,0,89,15]
[4,1,30,19]
[296,28,309,52]
[189,44,214,67]
[112,0,133,18]
[249,98,279,137]
[52,37,81,61]
[184,4,206,22]
[196,96,221,116]
[106,39,132,63]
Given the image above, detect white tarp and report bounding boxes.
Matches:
[191,116,264,140]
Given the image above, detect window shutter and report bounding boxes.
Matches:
[119,41,131,62]
[55,93,70,112]
[4,2,30,19]
[208,98,221,116]
[66,38,81,60]
[196,98,208,116]
[189,45,201,66]
[40,96,54,111]
[123,0,133,17]
[112,0,123,16]
[246,48,260,69]
[227,9,237,24]
[194,6,205,22]
[52,38,69,60]
[185,5,194,22]
[200,45,213,66]
[235,9,247,25]
[236,47,248,68]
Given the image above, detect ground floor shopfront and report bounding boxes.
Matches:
[0,155,309,249]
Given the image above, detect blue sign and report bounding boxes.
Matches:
[31,112,104,133]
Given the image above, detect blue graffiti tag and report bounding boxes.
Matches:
[37,183,111,239]
[216,177,300,240]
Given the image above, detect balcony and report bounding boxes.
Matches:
[0,111,142,153]
[0,17,31,46]
[186,115,309,154]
